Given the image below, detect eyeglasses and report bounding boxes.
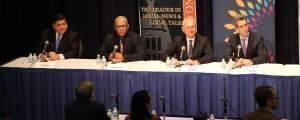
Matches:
[114,25,129,29]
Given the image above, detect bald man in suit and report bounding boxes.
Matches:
[99,16,145,62]
[163,17,213,65]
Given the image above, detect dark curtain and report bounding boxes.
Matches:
[0,0,212,64]
[275,0,299,64]
[1,0,141,63]
[0,0,298,64]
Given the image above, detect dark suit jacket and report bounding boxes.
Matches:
[162,33,213,64]
[243,108,279,120]
[40,29,80,58]
[225,32,266,64]
[64,100,110,120]
[99,31,145,61]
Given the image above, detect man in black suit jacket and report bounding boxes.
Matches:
[64,80,110,120]
[243,86,279,120]
[39,13,80,60]
[99,16,144,62]
[224,16,266,66]
[163,17,213,65]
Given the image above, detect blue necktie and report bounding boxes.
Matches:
[56,34,61,51]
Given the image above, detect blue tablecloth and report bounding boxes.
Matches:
[0,67,299,120]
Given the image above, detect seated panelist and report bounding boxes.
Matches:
[99,16,145,62]
[163,17,213,65]
[224,16,266,66]
[39,13,81,61]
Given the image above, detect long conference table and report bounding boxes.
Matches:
[0,57,300,120]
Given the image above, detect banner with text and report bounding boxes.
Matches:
[139,0,197,59]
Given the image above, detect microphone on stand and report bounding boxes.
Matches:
[39,40,49,62]
[237,45,241,59]
[111,45,118,64]
[110,94,119,111]
[231,45,242,69]
[159,96,166,120]
[220,97,228,119]
[42,40,49,53]
[220,97,240,118]
[179,46,186,61]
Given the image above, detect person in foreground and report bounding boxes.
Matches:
[39,13,81,60]
[163,16,213,65]
[243,85,279,120]
[125,90,161,120]
[99,16,145,62]
[224,16,266,66]
[64,80,110,120]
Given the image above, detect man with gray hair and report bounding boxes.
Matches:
[163,17,213,65]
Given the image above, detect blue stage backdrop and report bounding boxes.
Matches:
[138,0,197,59]
[213,0,275,61]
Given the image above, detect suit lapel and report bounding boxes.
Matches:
[48,31,56,51]
[246,32,254,58]
[122,37,128,54]
[192,34,200,58]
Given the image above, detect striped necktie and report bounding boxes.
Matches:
[241,39,247,56]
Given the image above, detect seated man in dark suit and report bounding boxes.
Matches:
[243,85,279,120]
[64,80,110,120]
[224,16,266,66]
[163,17,213,65]
[39,13,80,60]
[99,16,145,62]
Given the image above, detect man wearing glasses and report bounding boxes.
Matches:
[99,16,145,62]
[163,17,213,65]
[243,85,279,120]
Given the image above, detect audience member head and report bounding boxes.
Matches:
[255,85,279,111]
[75,80,95,101]
[130,90,152,120]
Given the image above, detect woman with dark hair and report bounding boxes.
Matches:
[126,90,161,120]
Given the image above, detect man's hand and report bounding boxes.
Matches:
[48,52,60,60]
[109,52,124,62]
[185,59,199,65]
[238,58,253,66]
[38,53,47,59]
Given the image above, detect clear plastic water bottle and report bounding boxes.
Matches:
[151,110,157,115]
[209,114,215,120]
[112,107,118,120]
[166,57,170,64]
[28,53,33,63]
[171,57,177,67]
[96,54,101,65]
[102,56,107,66]
[227,58,234,69]
[33,53,37,62]
[221,58,226,69]
[107,109,112,120]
